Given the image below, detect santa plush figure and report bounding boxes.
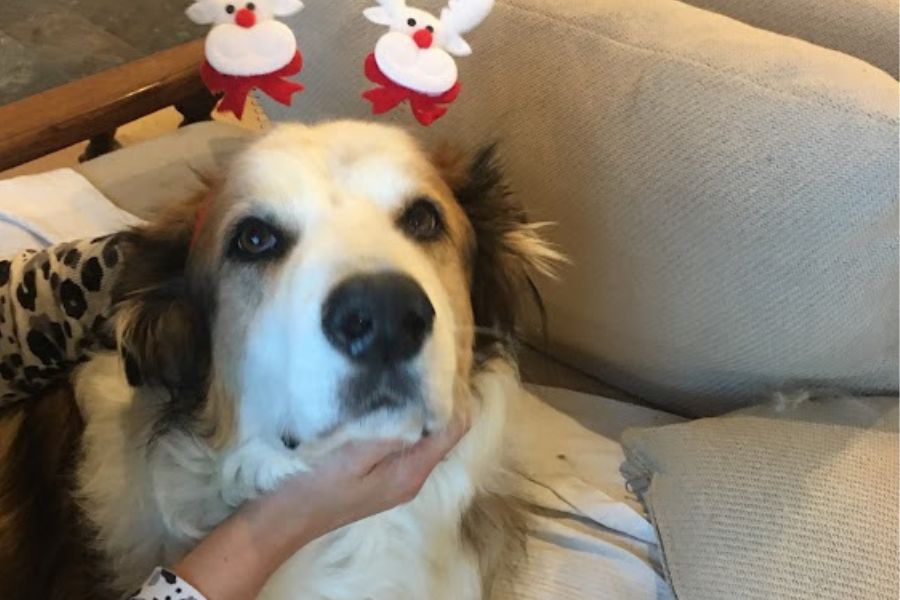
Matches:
[363,0,494,126]
[187,0,305,119]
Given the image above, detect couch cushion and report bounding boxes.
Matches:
[680,0,899,79]
[265,0,899,416]
[621,395,899,600]
[75,121,253,221]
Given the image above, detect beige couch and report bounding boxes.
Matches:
[68,0,897,598]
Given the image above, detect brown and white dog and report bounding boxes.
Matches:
[0,121,560,599]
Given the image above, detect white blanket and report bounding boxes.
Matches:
[0,169,142,255]
[501,386,678,600]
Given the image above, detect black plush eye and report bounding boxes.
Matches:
[398,198,444,242]
[246,2,255,9]
[426,25,434,32]
[231,218,281,260]
[225,4,235,13]
[407,17,417,26]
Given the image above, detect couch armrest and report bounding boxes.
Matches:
[0,40,211,171]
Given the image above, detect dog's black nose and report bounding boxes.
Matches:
[322,273,435,365]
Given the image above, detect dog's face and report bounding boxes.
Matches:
[115,121,558,460]
[194,122,476,448]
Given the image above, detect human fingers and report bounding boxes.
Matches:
[413,416,470,463]
[328,438,410,477]
[366,417,471,502]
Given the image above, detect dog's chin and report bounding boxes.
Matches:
[292,397,452,464]
[333,367,452,443]
[343,406,432,444]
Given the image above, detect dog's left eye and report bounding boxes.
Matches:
[398,198,444,242]
[231,218,281,260]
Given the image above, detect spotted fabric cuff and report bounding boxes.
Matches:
[130,567,206,600]
[0,235,122,406]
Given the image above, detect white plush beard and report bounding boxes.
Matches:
[205,20,297,76]
[374,32,458,95]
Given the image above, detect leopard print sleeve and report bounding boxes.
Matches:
[130,567,206,600]
[0,235,123,407]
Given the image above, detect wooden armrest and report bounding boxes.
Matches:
[0,40,211,172]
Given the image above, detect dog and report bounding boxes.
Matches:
[0,121,561,599]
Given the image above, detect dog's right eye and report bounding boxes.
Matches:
[230,218,282,261]
[398,198,445,242]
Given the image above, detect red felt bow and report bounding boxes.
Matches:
[362,53,461,126]
[201,51,304,120]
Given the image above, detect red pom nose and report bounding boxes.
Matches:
[412,28,433,49]
[235,7,256,28]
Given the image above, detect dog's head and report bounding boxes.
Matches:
[114,121,559,461]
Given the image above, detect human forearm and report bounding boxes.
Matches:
[173,495,317,600]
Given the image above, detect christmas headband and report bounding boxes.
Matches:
[185,0,495,125]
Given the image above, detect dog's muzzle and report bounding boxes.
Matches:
[322,272,435,415]
[322,272,435,365]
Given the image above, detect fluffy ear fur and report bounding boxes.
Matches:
[112,203,212,407]
[438,145,564,353]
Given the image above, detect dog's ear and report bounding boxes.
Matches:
[112,202,211,399]
[437,145,564,351]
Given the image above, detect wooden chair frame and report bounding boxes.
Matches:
[0,40,215,172]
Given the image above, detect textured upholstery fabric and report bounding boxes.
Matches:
[75,121,251,221]
[263,0,899,416]
[621,395,899,600]
[680,0,899,79]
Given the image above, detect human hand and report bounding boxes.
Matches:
[174,418,470,600]
[244,416,471,559]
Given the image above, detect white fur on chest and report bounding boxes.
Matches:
[261,457,481,600]
[74,353,515,599]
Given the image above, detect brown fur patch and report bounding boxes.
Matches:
[437,144,556,593]
[430,143,472,192]
[113,199,229,443]
[0,385,112,599]
[435,145,562,356]
[461,489,529,597]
